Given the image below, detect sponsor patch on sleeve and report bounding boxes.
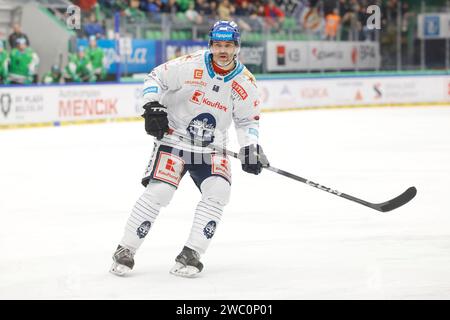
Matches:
[232,81,248,100]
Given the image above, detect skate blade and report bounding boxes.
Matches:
[110,262,131,276]
[169,262,200,278]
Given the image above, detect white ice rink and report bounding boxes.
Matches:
[1,106,450,300]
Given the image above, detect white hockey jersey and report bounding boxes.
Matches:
[142,50,261,152]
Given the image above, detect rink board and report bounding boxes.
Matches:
[1,74,450,129]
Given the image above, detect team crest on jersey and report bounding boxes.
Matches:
[137,221,151,239]
[187,113,216,146]
[203,221,217,239]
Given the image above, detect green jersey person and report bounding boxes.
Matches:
[86,36,106,81]
[124,0,146,23]
[64,46,95,83]
[0,41,9,84]
[42,64,62,84]
[8,38,39,84]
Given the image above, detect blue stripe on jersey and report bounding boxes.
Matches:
[204,51,215,79]
[143,86,159,95]
[248,128,259,137]
[204,50,244,82]
[224,62,244,82]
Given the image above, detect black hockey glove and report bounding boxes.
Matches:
[142,101,169,140]
[239,144,270,175]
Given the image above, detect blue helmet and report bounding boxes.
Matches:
[208,20,241,47]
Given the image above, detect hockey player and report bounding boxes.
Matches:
[86,36,107,81]
[8,38,39,84]
[42,64,62,84]
[0,41,9,84]
[110,20,269,278]
[64,46,95,83]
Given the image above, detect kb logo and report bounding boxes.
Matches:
[66,5,81,30]
[366,5,381,30]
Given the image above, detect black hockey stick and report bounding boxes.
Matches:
[169,131,417,212]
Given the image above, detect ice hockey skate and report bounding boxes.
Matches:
[110,245,135,276]
[170,246,204,278]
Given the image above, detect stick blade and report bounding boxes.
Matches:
[372,186,417,212]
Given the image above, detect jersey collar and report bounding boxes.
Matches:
[204,51,244,83]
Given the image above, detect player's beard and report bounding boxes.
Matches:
[214,52,235,68]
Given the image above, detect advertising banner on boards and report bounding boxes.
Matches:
[266,41,380,72]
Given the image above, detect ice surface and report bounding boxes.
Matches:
[1,106,449,299]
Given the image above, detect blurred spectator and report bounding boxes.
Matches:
[125,0,147,23]
[185,2,202,25]
[176,0,192,12]
[234,0,250,17]
[338,0,350,18]
[8,38,39,85]
[264,0,285,31]
[142,0,162,14]
[325,8,341,40]
[301,3,323,36]
[234,0,252,32]
[64,46,95,83]
[208,1,219,24]
[244,4,265,32]
[341,3,361,41]
[86,36,107,81]
[8,23,30,49]
[383,0,398,25]
[161,0,180,14]
[358,3,373,41]
[99,0,128,13]
[194,0,211,17]
[401,1,414,33]
[84,13,105,38]
[277,0,298,15]
[169,46,183,60]
[142,0,162,22]
[0,41,9,84]
[75,0,98,11]
[291,0,308,23]
[42,64,62,84]
[218,0,235,22]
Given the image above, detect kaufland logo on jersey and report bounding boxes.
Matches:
[203,97,228,112]
[190,90,228,112]
[190,90,205,104]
